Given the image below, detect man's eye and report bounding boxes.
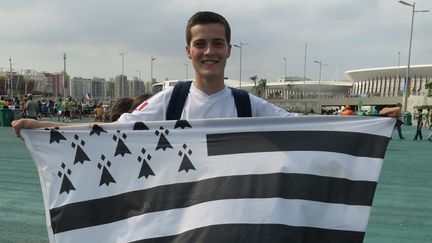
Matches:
[194,42,205,48]
[213,41,225,48]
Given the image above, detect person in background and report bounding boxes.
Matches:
[109,98,134,122]
[94,104,104,122]
[424,108,430,129]
[380,103,404,140]
[55,98,63,121]
[24,94,38,120]
[413,108,423,141]
[341,105,355,116]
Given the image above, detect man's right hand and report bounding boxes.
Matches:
[12,119,71,139]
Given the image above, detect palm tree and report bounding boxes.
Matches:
[249,75,258,87]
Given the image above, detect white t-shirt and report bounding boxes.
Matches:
[118,84,293,122]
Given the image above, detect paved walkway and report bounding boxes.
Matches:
[0,122,431,242]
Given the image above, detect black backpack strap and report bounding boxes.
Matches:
[166,81,192,120]
[230,87,252,117]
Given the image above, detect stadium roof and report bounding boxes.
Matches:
[345,64,432,82]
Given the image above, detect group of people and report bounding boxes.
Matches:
[380,104,432,142]
[412,108,432,142]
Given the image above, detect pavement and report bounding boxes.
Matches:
[0,120,431,243]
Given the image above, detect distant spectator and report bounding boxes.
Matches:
[341,105,354,116]
[24,94,38,120]
[109,98,134,122]
[413,108,423,141]
[94,104,104,122]
[380,103,404,139]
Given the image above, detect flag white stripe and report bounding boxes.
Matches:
[197,116,395,137]
[55,198,371,243]
[204,151,383,182]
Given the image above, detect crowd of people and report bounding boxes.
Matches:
[1,93,154,123]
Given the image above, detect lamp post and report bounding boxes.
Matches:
[313,60,327,114]
[9,57,12,98]
[119,51,126,96]
[184,63,189,80]
[135,70,142,97]
[283,58,287,84]
[233,41,248,88]
[303,43,308,97]
[150,56,156,85]
[398,0,430,113]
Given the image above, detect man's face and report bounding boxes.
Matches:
[186,23,231,81]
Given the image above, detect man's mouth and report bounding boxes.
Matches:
[202,60,218,64]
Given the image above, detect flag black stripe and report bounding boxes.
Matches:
[206,131,389,158]
[130,223,365,243]
[50,173,376,234]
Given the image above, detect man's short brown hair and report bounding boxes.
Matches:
[185,11,231,46]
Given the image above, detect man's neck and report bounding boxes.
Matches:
[193,76,225,95]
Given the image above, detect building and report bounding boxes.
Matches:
[129,78,147,98]
[346,64,432,112]
[92,77,106,99]
[71,77,92,99]
[114,74,129,98]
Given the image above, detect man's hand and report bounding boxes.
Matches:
[12,119,70,138]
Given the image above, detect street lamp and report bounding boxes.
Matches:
[119,51,126,96]
[313,60,327,114]
[398,0,430,113]
[233,41,248,88]
[184,63,189,80]
[9,57,12,98]
[303,43,308,97]
[150,56,156,85]
[283,58,287,84]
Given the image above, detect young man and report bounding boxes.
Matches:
[118,11,291,122]
[12,11,292,137]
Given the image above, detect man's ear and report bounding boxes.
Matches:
[186,45,192,60]
[227,44,232,58]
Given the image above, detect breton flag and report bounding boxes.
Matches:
[21,116,395,243]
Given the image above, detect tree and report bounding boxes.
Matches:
[426,82,432,96]
[249,75,258,87]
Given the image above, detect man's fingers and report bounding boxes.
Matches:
[12,120,23,138]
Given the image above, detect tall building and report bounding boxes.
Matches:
[105,79,115,100]
[114,74,129,98]
[71,77,92,99]
[129,78,146,98]
[42,72,64,97]
[92,77,106,99]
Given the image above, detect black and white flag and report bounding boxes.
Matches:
[21,116,395,243]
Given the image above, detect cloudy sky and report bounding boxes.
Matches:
[0,0,431,82]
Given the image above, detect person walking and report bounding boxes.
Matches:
[380,103,404,139]
[413,108,423,141]
[23,94,38,120]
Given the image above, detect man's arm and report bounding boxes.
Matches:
[379,107,401,118]
[12,119,110,138]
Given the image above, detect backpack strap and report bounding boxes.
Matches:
[166,81,192,120]
[166,81,252,120]
[230,87,252,117]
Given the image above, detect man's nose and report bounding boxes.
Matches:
[204,44,215,55]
